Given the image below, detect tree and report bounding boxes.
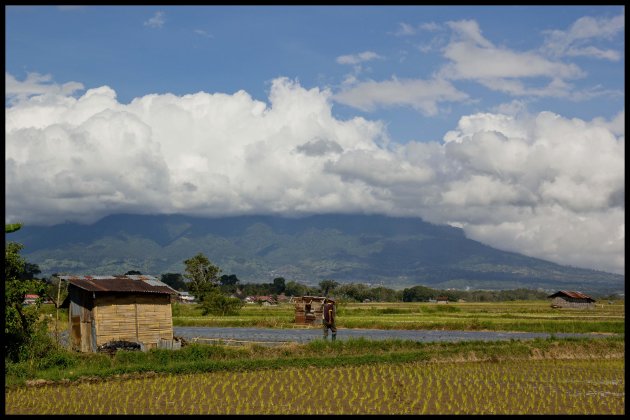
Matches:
[160,273,188,291]
[5,223,22,233]
[284,280,308,297]
[319,279,339,296]
[272,277,286,294]
[43,276,68,307]
[402,285,435,302]
[183,253,221,301]
[20,262,41,281]
[220,274,240,286]
[5,224,49,361]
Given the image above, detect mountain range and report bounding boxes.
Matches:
[7,213,624,295]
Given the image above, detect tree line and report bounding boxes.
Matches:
[156,254,556,303]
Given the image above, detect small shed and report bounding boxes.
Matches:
[293,296,327,325]
[436,296,449,304]
[547,290,596,309]
[59,275,179,352]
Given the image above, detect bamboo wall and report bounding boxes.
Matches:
[94,294,173,350]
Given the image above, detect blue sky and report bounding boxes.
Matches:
[5,5,625,275]
[6,5,624,141]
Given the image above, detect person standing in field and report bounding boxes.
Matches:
[322,297,337,341]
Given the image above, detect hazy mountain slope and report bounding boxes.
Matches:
[8,213,624,294]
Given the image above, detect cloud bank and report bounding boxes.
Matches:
[5,76,624,275]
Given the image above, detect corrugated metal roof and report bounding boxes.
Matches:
[58,275,178,295]
[548,290,595,300]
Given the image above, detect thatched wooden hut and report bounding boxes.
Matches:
[293,296,327,325]
[547,290,596,309]
[59,275,179,352]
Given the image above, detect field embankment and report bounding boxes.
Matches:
[5,335,624,389]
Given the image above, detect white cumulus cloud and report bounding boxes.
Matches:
[4,74,624,275]
[333,77,469,116]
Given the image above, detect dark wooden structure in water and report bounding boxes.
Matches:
[293,296,327,325]
[59,275,179,352]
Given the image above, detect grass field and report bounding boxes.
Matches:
[7,299,625,414]
[171,300,625,334]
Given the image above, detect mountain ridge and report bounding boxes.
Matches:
[8,213,624,295]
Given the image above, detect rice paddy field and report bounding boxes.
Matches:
[173,299,625,334]
[6,358,624,414]
[6,300,625,414]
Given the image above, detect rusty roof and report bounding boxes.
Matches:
[547,290,595,300]
[293,295,327,302]
[58,275,178,295]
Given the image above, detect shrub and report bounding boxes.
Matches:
[200,288,244,316]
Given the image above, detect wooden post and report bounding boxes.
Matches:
[134,300,139,343]
[55,278,61,344]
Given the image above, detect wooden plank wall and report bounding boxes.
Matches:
[294,298,325,325]
[68,288,95,352]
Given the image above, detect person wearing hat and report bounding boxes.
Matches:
[322,297,337,341]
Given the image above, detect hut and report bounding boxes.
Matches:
[547,290,596,309]
[436,296,449,304]
[59,275,179,352]
[293,296,327,325]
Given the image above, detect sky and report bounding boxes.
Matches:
[4,5,625,275]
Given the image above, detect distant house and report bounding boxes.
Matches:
[178,291,196,303]
[293,296,327,325]
[436,296,449,304]
[245,295,277,305]
[276,293,290,303]
[23,294,40,305]
[548,290,596,309]
[59,275,179,352]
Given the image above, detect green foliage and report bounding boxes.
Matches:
[5,224,48,362]
[161,272,188,291]
[402,285,435,302]
[238,278,309,297]
[5,222,23,233]
[220,274,240,286]
[219,274,240,294]
[272,277,285,294]
[42,276,68,308]
[337,283,404,302]
[319,279,339,296]
[183,253,221,300]
[199,288,244,316]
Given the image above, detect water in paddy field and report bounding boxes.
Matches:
[172,326,610,346]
